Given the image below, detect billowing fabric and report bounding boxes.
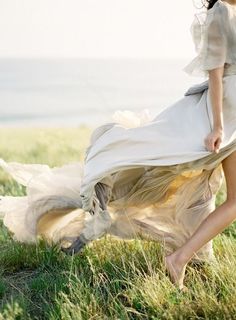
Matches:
[79,67,236,214]
[183,0,236,77]
[1,66,236,262]
[1,1,236,262]
[1,145,236,262]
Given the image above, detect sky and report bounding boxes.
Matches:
[0,0,204,59]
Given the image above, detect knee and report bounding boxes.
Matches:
[224,198,236,211]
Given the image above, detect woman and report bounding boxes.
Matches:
[1,0,236,291]
[165,0,236,290]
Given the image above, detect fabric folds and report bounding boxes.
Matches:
[183,0,229,77]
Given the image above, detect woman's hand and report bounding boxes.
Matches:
[204,128,224,153]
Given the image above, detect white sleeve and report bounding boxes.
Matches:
[183,3,228,78]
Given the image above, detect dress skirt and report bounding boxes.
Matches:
[1,69,236,262]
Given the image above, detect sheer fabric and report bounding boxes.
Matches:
[183,0,236,77]
[2,131,236,262]
[1,0,236,263]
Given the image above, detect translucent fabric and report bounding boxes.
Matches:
[1,130,236,263]
[1,1,236,262]
[183,0,236,77]
[1,66,236,263]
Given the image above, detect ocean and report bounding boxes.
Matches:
[0,58,199,128]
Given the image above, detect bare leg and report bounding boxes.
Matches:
[165,151,236,289]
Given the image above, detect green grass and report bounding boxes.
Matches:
[0,127,236,320]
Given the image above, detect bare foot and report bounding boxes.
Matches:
[164,254,188,291]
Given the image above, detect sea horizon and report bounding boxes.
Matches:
[0,57,199,128]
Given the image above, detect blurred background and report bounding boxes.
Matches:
[0,0,205,129]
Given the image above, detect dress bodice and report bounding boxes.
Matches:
[183,0,236,78]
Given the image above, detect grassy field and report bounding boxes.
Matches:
[0,127,236,320]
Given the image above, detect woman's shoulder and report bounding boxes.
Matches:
[193,0,231,31]
[208,0,231,19]
[183,0,232,78]
[217,0,236,11]
[193,1,228,27]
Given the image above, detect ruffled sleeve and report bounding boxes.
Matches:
[183,2,228,78]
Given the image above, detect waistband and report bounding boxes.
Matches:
[223,64,236,76]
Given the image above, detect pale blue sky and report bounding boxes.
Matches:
[0,0,202,59]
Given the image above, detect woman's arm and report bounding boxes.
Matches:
[204,66,225,153]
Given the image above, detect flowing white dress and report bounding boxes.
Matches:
[1,0,236,262]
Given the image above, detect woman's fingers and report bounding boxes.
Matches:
[204,130,224,153]
[209,139,215,152]
[214,137,222,153]
[204,138,214,152]
[204,137,220,153]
